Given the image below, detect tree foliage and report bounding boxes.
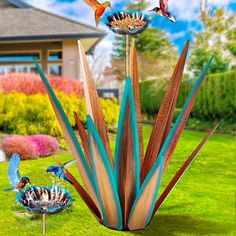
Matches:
[190,7,236,76]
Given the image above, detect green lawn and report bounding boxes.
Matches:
[0,125,235,236]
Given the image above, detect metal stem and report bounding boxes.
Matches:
[42,214,46,235]
[125,34,129,78]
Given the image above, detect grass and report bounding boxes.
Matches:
[0,124,235,235]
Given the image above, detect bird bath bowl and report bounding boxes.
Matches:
[16,186,73,234]
[106,11,150,77]
[106,11,150,35]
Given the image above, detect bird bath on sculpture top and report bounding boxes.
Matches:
[16,186,73,235]
[106,11,150,77]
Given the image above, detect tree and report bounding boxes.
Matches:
[110,0,177,81]
[227,27,236,60]
[197,0,212,33]
[88,53,116,88]
[190,6,236,76]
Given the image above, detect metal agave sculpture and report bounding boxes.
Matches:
[34,40,218,231]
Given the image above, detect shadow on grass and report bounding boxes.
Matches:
[133,214,232,236]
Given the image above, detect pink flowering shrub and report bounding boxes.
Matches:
[2,136,37,160]
[29,135,60,157]
[0,73,84,98]
[2,134,59,160]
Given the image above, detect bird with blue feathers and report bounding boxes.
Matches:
[4,154,31,192]
[46,160,77,184]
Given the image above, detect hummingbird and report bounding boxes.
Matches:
[83,0,113,26]
[46,160,77,184]
[4,154,31,192]
[149,0,176,23]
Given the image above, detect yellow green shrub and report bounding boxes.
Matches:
[0,91,119,137]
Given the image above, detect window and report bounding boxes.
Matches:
[48,50,62,75]
[0,51,41,62]
[48,51,62,61]
[0,65,39,75]
[48,50,62,61]
[0,51,41,75]
[49,64,62,76]
[103,92,115,98]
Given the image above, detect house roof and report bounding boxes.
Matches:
[0,0,106,43]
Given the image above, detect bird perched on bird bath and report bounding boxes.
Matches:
[4,154,31,192]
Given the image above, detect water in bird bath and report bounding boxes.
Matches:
[48,172,66,188]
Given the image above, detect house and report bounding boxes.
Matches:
[0,0,106,80]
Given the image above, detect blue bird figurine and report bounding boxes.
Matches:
[46,160,77,184]
[149,0,176,23]
[4,154,31,192]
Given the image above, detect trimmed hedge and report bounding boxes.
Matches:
[178,70,236,121]
[0,73,84,98]
[2,134,59,160]
[0,92,119,137]
[140,78,167,116]
[140,70,236,122]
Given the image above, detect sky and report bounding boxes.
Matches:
[24,0,236,62]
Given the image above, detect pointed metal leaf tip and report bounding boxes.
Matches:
[78,40,114,168]
[87,115,122,230]
[151,122,220,218]
[130,39,144,167]
[114,77,140,228]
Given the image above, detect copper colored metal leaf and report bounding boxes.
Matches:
[34,60,100,211]
[130,38,144,167]
[163,56,214,174]
[140,40,190,183]
[73,111,91,170]
[114,78,140,228]
[151,123,220,218]
[54,158,103,224]
[78,41,113,168]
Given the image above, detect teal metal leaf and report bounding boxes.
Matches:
[87,115,122,230]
